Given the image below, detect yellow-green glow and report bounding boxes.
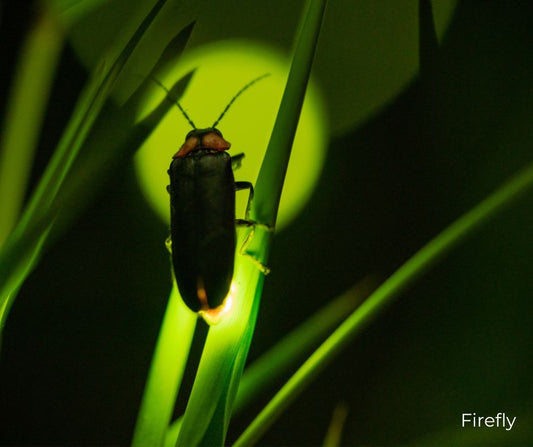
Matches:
[132,285,196,447]
[134,40,327,229]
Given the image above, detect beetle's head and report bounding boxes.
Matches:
[173,127,231,158]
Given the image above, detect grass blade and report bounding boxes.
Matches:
[0,6,64,247]
[175,255,264,447]
[251,0,327,228]
[323,403,349,447]
[234,160,533,446]
[132,286,197,447]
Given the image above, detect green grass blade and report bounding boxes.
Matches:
[175,1,326,445]
[234,160,533,446]
[0,226,50,349]
[198,271,266,446]
[250,0,327,228]
[0,7,63,247]
[164,420,183,447]
[175,256,265,447]
[322,403,349,447]
[132,286,197,447]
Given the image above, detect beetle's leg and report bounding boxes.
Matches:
[234,181,273,230]
[231,153,245,170]
[234,181,254,220]
[234,180,274,272]
[235,219,274,274]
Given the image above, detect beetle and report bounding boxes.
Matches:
[164,74,269,314]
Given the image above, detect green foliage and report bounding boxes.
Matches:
[0,0,179,332]
[234,160,533,446]
[132,287,196,447]
[1,1,532,446]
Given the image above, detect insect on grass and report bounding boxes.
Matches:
[152,74,270,322]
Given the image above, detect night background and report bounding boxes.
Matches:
[0,1,532,445]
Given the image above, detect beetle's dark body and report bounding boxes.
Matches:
[162,74,269,315]
[168,130,237,312]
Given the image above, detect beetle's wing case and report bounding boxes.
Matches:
[168,150,236,311]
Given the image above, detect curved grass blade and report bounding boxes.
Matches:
[234,160,533,447]
[175,0,327,445]
[323,402,349,447]
[0,6,64,247]
[132,285,197,447]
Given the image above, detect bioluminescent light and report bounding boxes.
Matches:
[200,282,237,326]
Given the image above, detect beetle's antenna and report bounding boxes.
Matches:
[147,74,196,129]
[212,73,270,128]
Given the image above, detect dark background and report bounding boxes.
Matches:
[1,1,532,445]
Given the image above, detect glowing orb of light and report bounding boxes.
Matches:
[134,40,328,230]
